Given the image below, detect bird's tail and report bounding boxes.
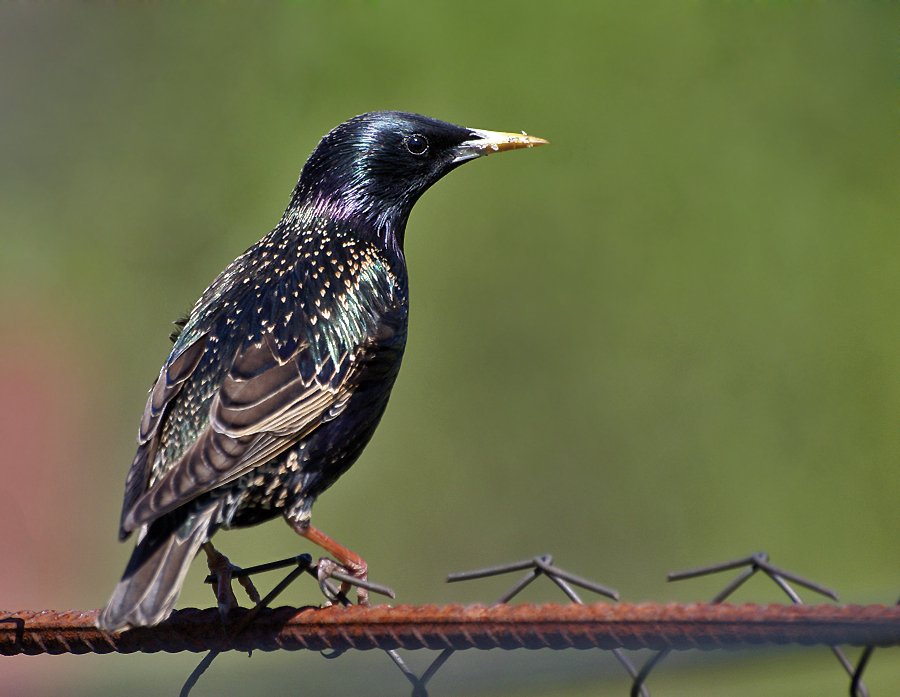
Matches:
[97,502,220,632]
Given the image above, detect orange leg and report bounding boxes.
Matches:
[291,522,369,605]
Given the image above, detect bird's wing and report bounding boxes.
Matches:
[119,336,208,538]
[119,328,365,535]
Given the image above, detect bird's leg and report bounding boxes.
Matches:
[202,542,261,618]
[291,521,369,606]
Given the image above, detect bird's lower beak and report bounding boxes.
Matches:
[452,128,549,163]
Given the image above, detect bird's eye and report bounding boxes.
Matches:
[405,133,429,156]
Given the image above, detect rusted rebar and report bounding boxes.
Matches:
[2,603,898,656]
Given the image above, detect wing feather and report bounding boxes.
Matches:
[121,329,359,533]
[119,337,208,537]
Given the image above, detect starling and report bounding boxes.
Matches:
[98,111,546,631]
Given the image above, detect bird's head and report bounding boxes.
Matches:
[285,111,547,253]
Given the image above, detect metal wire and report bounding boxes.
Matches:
[631,551,870,697]
[2,602,898,656]
[2,551,896,697]
[387,554,624,696]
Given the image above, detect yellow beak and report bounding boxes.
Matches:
[453,128,549,162]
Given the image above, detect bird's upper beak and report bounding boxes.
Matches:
[452,128,549,163]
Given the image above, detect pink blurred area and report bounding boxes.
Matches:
[0,302,102,693]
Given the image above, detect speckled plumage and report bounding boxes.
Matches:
[99,112,546,631]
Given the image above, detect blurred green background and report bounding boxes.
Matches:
[1,2,897,695]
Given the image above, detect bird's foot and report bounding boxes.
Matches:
[290,521,376,605]
[203,543,262,619]
[315,556,369,607]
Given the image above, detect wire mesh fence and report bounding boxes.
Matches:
[2,551,898,696]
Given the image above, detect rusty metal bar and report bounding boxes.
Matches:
[2,603,898,656]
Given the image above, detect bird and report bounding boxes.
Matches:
[98,111,547,632]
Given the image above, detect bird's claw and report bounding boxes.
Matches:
[237,573,262,605]
[315,557,369,607]
[204,545,261,618]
